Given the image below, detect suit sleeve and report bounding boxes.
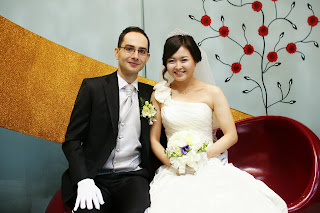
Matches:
[62,79,91,185]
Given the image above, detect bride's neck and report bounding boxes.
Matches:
[172,77,197,91]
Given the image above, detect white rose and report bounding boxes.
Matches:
[154,81,171,103]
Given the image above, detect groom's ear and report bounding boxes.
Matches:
[114,47,119,60]
[145,52,151,62]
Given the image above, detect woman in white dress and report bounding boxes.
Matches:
[145,32,288,213]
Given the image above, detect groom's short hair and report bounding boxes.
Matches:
[118,26,150,52]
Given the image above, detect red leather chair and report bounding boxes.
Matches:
[46,116,320,213]
[222,116,320,213]
[46,188,71,213]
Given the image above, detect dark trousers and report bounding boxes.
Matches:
[72,169,150,213]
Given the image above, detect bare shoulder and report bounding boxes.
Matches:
[198,81,223,97]
[194,81,226,109]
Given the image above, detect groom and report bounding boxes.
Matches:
[61,26,154,213]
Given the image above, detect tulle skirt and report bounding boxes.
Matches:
[145,158,287,213]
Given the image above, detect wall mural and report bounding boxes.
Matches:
[189,0,319,115]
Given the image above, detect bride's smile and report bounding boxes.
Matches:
[173,70,186,76]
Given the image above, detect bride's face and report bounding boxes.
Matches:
[166,46,197,82]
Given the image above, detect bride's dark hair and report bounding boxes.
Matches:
[162,35,202,80]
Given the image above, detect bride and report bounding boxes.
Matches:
[145,31,288,213]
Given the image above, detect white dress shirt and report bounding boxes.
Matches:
[100,74,142,174]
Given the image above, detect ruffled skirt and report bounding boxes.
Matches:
[145,158,287,213]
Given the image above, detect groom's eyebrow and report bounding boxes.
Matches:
[124,44,148,50]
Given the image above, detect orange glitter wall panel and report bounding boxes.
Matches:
[0,15,250,144]
[0,15,120,143]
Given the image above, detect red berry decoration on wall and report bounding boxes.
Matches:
[258,25,269,37]
[252,1,262,12]
[286,43,297,54]
[267,52,278,62]
[219,26,229,37]
[308,15,318,27]
[231,63,242,73]
[244,44,254,55]
[189,0,319,115]
[201,15,211,26]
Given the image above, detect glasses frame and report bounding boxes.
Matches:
[118,46,149,57]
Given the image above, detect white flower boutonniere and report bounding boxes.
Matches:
[140,97,157,125]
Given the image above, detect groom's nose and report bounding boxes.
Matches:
[131,50,139,59]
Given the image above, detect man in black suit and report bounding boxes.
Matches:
[61,26,153,213]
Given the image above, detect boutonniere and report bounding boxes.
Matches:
[140,97,157,125]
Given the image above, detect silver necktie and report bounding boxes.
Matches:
[120,84,134,121]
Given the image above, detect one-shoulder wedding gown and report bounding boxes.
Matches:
[145,81,288,213]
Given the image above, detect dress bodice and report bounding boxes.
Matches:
[154,81,217,144]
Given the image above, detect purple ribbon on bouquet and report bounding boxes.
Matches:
[180,145,190,155]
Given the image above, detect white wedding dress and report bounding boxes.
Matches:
[145,81,288,213]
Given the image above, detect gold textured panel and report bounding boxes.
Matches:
[230,108,252,122]
[0,16,116,143]
[0,15,251,143]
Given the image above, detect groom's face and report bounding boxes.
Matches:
[115,32,150,78]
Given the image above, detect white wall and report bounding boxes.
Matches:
[1,0,319,137]
[0,0,143,69]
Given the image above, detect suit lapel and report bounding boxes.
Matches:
[138,82,151,144]
[103,72,119,135]
[102,75,151,142]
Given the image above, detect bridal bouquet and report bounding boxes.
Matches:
[165,130,209,175]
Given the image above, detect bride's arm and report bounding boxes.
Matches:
[150,92,171,167]
[206,86,238,159]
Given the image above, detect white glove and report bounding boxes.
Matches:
[73,178,104,212]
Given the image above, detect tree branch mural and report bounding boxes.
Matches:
[189,0,319,115]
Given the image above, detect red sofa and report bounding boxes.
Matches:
[46,116,320,213]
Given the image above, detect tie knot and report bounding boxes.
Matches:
[125,84,134,97]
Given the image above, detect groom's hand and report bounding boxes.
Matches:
[73,178,104,212]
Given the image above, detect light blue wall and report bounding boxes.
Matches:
[144,0,320,138]
[0,127,67,213]
[1,0,319,136]
[0,0,319,212]
[0,0,144,74]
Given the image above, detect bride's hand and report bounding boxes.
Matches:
[186,166,196,175]
[178,165,196,175]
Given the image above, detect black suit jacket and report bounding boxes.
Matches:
[61,71,154,203]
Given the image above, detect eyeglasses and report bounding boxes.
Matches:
[118,46,148,56]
